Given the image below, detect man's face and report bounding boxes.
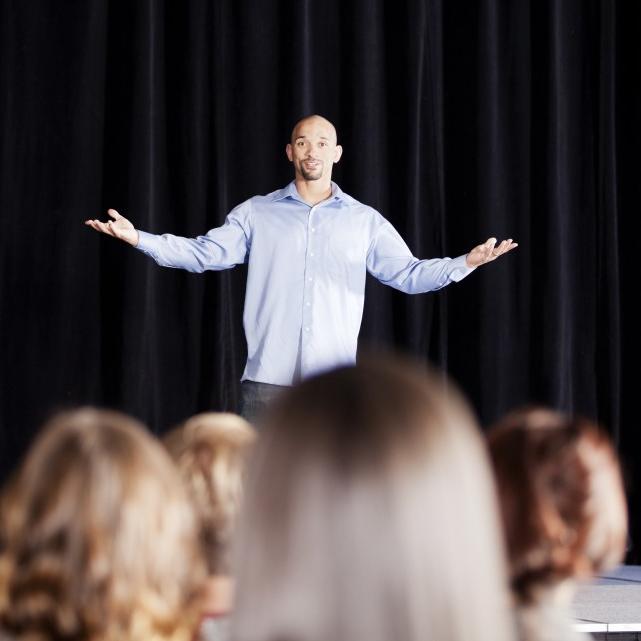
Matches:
[286,117,342,182]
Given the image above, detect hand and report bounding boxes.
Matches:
[85,209,139,246]
[465,237,518,268]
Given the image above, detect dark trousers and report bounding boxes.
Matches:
[240,380,288,425]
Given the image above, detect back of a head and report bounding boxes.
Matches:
[163,412,256,576]
[0,408,207,641]
[231,355,514,641]
[487,407,628,604]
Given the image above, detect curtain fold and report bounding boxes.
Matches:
[0,0,637,553]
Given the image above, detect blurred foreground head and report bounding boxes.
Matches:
[163,412,256,576]
[231,355,514,641]
[0,408,206,641]
[488,407,627,604]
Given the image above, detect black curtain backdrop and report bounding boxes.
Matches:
[1,0,640,555]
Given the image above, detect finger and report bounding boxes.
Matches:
[106,220,123,238]
[107,208,122,221]
[94,220,115,236]
[85,220,103,232]
[86,219,107,229]
[489,239,500,259]
[473,238,493,260]
[484,237,497,249]
[499,240,519,254]
[495,240,519,258]
[488,239,509,258]
[495,239,510,255]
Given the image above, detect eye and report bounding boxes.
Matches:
[319,142,327,147]
[296,141,305,146]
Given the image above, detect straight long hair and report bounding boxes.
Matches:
[231,356,515,641]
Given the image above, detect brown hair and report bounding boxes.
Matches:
[0,408,207,641]
[231,355,514,641]
[162,412,255,575]
[488,407,627,604]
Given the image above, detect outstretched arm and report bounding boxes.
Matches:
[85,209,139,246]
[367,218,517,294]
[84,204,251,273]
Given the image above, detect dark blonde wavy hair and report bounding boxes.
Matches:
[488,407,628,604]
[0,408,207,641]
[162,412,255,575]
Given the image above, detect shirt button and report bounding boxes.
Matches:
[305,326,310,332]
[310,252,314,257]
[306,302,311,307]
[311,227,316,232]
[308,277,313,282]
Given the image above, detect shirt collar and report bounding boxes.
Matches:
[272,181,349,205]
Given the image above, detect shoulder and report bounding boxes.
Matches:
[229,185,284,211]
[234,185,289,216]
[336,188,384,223]
[253,184,291,205]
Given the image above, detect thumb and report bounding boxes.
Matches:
[107,208,123,221]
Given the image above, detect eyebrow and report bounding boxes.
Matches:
[295,135,330,141]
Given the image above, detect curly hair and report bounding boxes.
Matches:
[488,407,627,604]
[0,408,207,641]
[162,412,255,576]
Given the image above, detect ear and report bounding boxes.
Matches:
[334,145,343,164]
[286,143,293,162]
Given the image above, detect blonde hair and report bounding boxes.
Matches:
[0,408,207,641]
[231,356,514,641]
[488,407,628,603]
[163,412,255,575]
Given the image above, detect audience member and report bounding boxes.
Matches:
[230,355,515,641]
[0,408,207,641]
[163,412,255,640]
[488,407,628,641]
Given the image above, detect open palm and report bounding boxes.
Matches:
[466,237,518,268]
[85,209,139,246]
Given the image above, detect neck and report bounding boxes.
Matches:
[202,575,234,616]
[294,176,333,206]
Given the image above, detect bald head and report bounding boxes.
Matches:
[290,115,338,145]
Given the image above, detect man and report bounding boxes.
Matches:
[86,115,517,420]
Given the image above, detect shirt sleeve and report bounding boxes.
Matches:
[366,218,475,294]
[134,202,251,273]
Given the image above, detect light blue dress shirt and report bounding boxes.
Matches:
[136,181,475,385]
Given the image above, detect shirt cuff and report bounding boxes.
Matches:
[449,254,476,282]
[135,230,158,256]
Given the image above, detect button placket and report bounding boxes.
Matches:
[301,205,317,361]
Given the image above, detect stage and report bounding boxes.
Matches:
[575,566,641,639]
